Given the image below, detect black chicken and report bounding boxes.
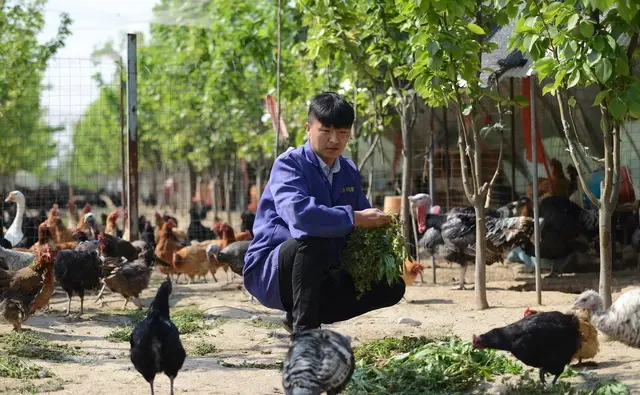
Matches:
[472,311,581,385]
[98,233,139,261]
[187,208,216,242]
[53,249,103,315]
[130,279,186,395]
[282,328,355,395]
[519,196,599,277]
[240,211,256,236]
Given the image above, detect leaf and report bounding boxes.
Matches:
[609,97,627,120]
[467,23,486,35]
[579,21,595,38]
[594,58,613,83]
[593,90,610,106]
[605,35,617,50]
[616,58,629,76]
[462,104,473,116]
[567,70,581,88]
[568,96,577,107]
[542,82,556,95]
[513,95,529,107]
[566,14,580,30]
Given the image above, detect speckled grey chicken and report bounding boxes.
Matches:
[216,240,250,275]
[573,288,640,348]
[282,328,355,395]
[95,250,153,309]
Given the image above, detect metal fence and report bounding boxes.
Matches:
[3,37,639,244]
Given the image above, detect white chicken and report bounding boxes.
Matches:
[4,191,26,247]
[573,288,640,348]
[282,328,355,395]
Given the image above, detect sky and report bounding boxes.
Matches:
[37,0,156,162]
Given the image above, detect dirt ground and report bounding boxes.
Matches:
[1,263,640,395]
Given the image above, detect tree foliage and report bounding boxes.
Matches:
[394,0,514,309]
[0,0,71,177]
[70,0,325,194]
[507,0,640,308]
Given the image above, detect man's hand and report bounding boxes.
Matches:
[354,208,392,228]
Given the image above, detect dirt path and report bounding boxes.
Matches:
[1,264,639,394]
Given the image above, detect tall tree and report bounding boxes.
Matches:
[508,0,640,308]
[0,0,71,178]
[395,0,516,309]
[299,0,419,245]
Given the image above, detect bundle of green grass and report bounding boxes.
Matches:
[342,214,409,298]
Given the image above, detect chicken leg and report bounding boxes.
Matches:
[169,376,175,395]
[149,379,155,395]
[79,294,85,316]
[64,295,72,316]
[452,264,467,290]
[539,368,547,385]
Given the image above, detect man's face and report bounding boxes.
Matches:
[306,118,351,164]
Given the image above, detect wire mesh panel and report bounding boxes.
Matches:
[1,57,123,247]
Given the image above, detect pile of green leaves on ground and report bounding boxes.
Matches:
[0,331,80,361]
[105,307,210,342]
[342,214,409,298]
[347,335,522,394]
[0,355,54,379]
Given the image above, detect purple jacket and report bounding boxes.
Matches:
[243,141,371,310]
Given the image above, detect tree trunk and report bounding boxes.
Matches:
[225,164,233,225]
[255,163,264,204]
[187,160,197,209]
[474,204,489,309]
[598,205,613,308]
[212,167,220,220]
[399,105,413,254]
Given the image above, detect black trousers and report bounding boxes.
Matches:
[278,236,406,332]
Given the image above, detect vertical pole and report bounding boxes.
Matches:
[530,75,542,305]
[120,61,127,211]
[428,107,436,284]
[443,107,451,211]
[275,0,282,158]
[126,33,139,241]
[510,77,516,201]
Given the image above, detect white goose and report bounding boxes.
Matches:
[4,190,26,247]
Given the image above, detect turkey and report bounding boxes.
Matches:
[573,288,640,348]
[282,328,354,395]
[518,196,599,277]
[411,194,536,290]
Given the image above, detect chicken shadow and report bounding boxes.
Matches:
[406,298,454,305]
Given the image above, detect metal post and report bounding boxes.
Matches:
[530,75,542,305]
[429,107,436,284]
[510,77,516,201]
[120,62,127,211]
[274,0,282,158]
[126,33,139,241]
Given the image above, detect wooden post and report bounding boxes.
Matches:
[510,78,516,201]
[126,33,139,241]
[530,75,542,306]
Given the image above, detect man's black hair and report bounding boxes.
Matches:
[307,92,355,129]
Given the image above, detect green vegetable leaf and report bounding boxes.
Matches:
[568,96,577,107]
